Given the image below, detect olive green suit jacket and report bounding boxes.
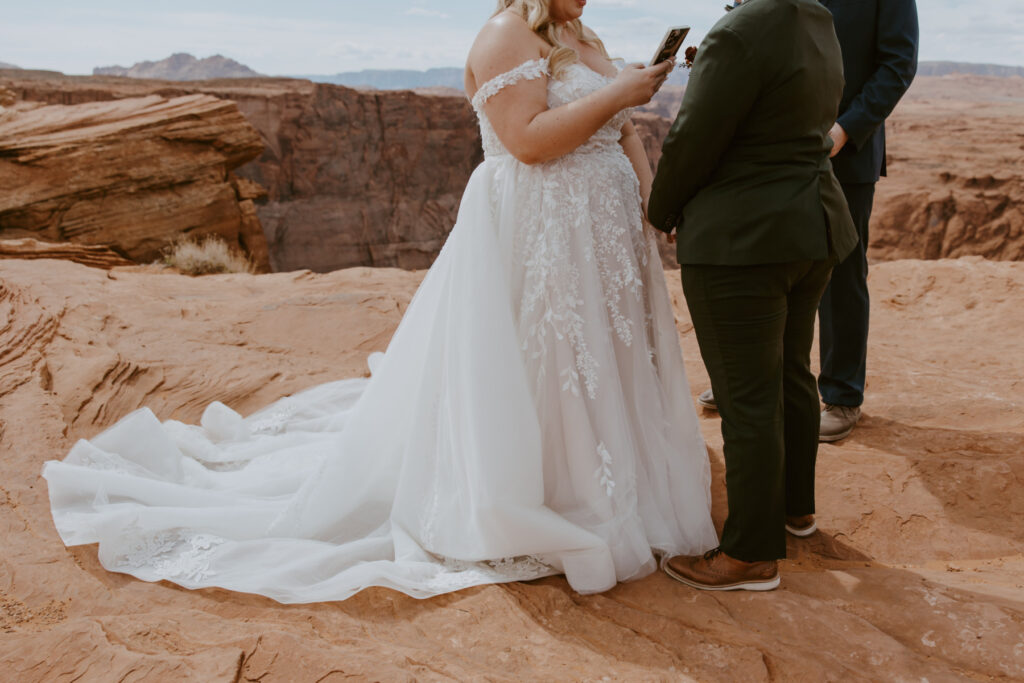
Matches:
[648,0,858,266]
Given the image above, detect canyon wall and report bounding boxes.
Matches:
[2,69,1021,273]
[2,71,481,272]
[869,75,1024,262]
[0,86,270,270]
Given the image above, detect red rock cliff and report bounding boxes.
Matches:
[5,70,1019,272]
[2,72,482,272]
[0,87,270,270]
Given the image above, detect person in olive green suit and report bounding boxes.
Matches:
[648,0,858,591]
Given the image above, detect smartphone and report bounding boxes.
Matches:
[650,26,691,67]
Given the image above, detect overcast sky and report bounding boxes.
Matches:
[1,1,1021,76]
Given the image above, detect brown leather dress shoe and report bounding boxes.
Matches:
[785,514,817,537]
[664,548,780,591]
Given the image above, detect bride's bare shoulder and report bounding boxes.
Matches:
[466,11,547,90]
[477,10,538,46]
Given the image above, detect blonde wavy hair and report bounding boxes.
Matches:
[493,0,610,79]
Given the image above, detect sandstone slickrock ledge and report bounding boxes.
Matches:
[0,93,271,271]
[2,72,484,273]
[2,71,1022,273]
[0,237,133,269]
[0,257,1020,680]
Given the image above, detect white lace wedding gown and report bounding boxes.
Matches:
[43,57,718,603]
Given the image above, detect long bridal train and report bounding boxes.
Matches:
[43,56,718,603]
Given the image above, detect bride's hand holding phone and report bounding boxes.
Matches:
[610,23,690,109]
[611,59,674,108]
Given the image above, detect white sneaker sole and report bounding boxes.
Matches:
[785,521,818,537]
[664,564,780,592]
[697,398,718,411]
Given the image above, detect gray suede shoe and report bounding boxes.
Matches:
[697,388,718,411]
[819,404,861,442]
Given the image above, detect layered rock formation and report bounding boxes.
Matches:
[229,83,482,272]
[0,256,1020,680]
[2,70,1022,273]
[2,72,482,272]
[0,92,270,270]
[0,238,133,269]
[871,75,1024,261]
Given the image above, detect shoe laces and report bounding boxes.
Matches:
[703,547,723,562]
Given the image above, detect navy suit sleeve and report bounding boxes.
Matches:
[837,0,919,149]
[648,26,759,233]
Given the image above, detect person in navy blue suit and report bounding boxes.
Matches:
[816,0,919,441]
[696,0,919,441]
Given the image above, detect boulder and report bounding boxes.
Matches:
[0,93,270,270]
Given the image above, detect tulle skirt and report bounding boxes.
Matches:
[44,152,718,602]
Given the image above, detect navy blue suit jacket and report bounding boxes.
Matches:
[821,0,919,184]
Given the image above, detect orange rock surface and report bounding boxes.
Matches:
[0,257,1020,680]
[872,75,1024,261]
[1,71,483,274]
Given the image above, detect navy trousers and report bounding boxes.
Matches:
[818,182,875,407]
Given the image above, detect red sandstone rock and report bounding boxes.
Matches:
[0,257,1020,680]
[1,72,482,273]
[0,92,270,271]
[0,237,133,269]
[642,75,1024,264]
[3,71,1021,273]
[870,75,1024,261]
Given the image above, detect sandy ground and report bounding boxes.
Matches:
[0,257,1021,681]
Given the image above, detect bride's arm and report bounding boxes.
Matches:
[619,121,654,216]
[469,14,670,166]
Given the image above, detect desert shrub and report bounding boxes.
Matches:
[162,235,253,275]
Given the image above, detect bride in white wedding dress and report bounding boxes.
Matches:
[43,0,718,603]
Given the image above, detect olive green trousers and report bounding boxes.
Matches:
[681,258,833,561]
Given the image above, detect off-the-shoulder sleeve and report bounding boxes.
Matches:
[471,57,550,109]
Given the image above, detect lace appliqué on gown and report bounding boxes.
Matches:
[113,527,225,583]
[43,53,718,604]
[426,555,554,593]
[471,58,549,110]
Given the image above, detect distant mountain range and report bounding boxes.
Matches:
[39,54,1024,88]
[302,63,691,91]
[0,61,21,70]
[917,61,1024,78]
[299,68,466,90]
[93,53,262,80]
[304,60,1024,92]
